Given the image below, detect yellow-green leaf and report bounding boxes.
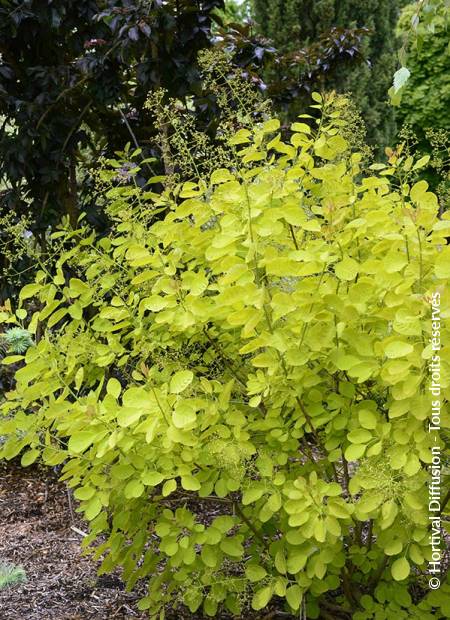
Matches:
[170,370,194,394]
[391,557,410,581]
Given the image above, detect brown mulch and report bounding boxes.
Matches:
[0,461,291,620]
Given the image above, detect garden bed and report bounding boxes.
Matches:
[0,460,148,620]
[0,461,290,620]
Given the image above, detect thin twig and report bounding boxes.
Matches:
[366,519,373,551]
[341,451,350,496]
[70,525,88,537]
[368,555,389,591]
[234,502,269,550]
[119,108,157,177]
[60,99,93,157]
[66,485,75,525]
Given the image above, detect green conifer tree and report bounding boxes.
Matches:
[252,0,403,147]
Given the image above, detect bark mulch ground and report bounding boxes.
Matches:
[0,460,149,620]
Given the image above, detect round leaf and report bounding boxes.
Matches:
[245,565,267,582]
[391,557,410,581]
[384,341,414,359]
[251,586,273,611]
[220,537,244,558]
[172,402,196,429]
[286,585,303,610]
[170,370,194,394]
[124,479,144,499]
[21,448,39,467]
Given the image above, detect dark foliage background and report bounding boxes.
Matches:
[252,0,408,147]
[0,0,410,300]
